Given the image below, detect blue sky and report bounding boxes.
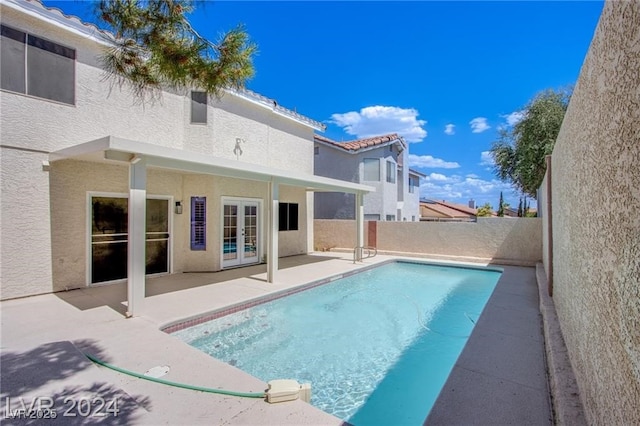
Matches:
[45,1,604,208]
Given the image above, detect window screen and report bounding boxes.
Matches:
[386,161,396,183]
[1,25,75,105]
[191,91,207,124]
[363,159,380,181]
[1,25,26,93]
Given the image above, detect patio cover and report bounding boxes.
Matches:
[50,136,374,316]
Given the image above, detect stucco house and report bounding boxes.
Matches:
[0,0,373,315]
[314,133,424,222]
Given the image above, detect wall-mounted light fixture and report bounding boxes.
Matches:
[175,201,183,214]
[234,138,245,160]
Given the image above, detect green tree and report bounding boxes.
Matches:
[497,192,505,217]
[490,88,571,198]
[476,203,493,217]
[97,0,257,99]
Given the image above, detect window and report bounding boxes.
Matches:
[1,25,75,104]
[314,146,319,155]
[279,202,298,231]
[191,91,207,124]
[364,214,380,221]
[363,159,380,181]
[386,215,396,221]
[191,197,206,250]
[409,176,419,193]
[386,161,396,183]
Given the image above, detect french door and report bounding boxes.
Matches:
[89,195,170,284]
[222,199,260,268]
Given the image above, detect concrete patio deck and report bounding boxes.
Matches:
[1,253,551,425]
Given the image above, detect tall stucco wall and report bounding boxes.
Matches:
[538,171,550,281]
[0,148,53,300]
[314,218,541,264]
[550,1,640,424]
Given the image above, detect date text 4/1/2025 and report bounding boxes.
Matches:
[3,396,120,419]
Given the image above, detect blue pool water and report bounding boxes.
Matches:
[172,261,501,425]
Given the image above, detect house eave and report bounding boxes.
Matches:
[50,136,374,194]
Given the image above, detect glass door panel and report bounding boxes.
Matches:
[223,204,238,261]
[244,204,258,260]
[222,200,259,268]
[91,197,128,283]
[90,196,170,284]
[146,198,169,275]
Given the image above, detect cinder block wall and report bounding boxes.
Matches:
[550,0,640,423]
[314,218,542,265]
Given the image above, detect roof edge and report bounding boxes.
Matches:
[3,0,325,131]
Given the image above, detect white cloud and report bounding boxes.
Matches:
[469,117,490,133]
[502,111,525,126]
[408,154,460,169]
[444,124,455,135]
[427,172,450,182]
[480,151,494,167]
[418,172,515,206]
[331,106,427,143]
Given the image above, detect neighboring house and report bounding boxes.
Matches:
[0,0,372,314]
[314,133,424,222]
[420,199,481,221]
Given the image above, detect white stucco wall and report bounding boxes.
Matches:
[0,148,53,299]
[0,2,319,299]
[0,5,316,171]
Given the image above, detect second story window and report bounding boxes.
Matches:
[409,176,419,193]
[363,158,380,181]
[1,25,75,105]
[386,160,396,184]
[191,91,207,124]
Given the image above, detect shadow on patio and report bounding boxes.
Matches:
[54,254,342,316]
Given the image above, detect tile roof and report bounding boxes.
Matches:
[420,199,500,218]
[6,0,324,130]
[314,133,405,152]
[421,201,477,219]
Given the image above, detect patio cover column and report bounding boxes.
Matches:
[127,156,146,317]
[267,179,280,283]
[356,191,364,261]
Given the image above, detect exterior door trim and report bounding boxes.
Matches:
[86,191,173,286]
[220,196,263,269]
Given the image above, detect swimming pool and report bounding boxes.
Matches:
[172,261,501,424]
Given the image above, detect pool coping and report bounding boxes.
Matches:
[160,258,504,334]
[1,254,550,425]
